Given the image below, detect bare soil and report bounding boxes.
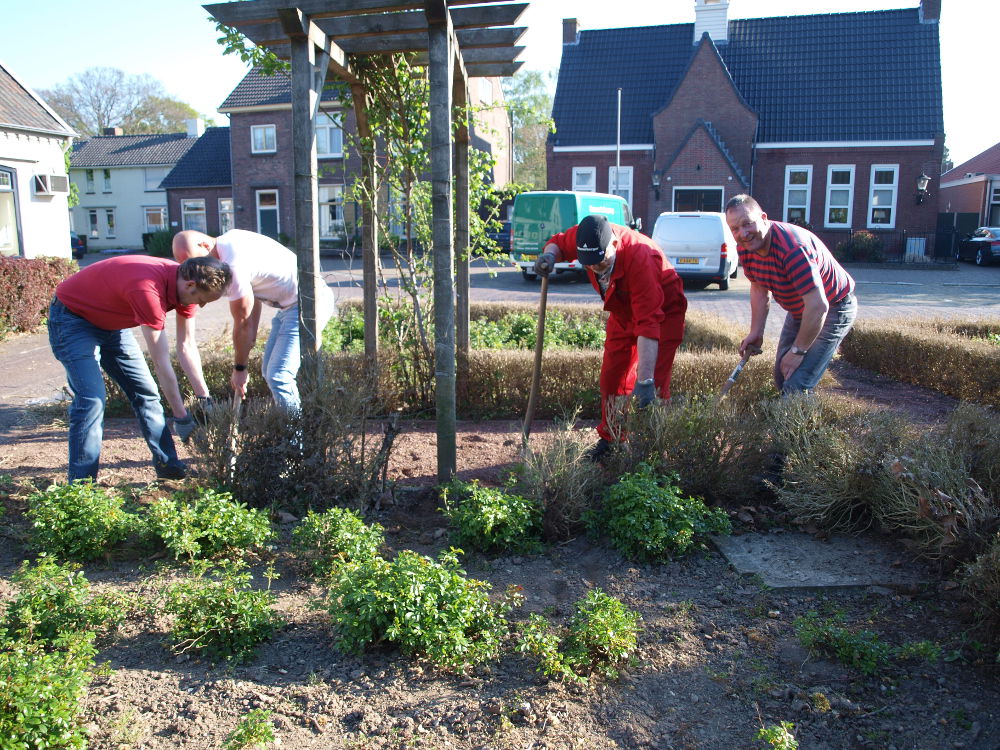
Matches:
[1,365,998,750]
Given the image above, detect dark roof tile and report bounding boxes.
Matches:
[70,133,198,167]
[220,67,343,110]
[0,62,73,135]
[160,127,231,189]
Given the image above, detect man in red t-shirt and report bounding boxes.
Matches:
[48,255,231,481]
[534,214,687,459]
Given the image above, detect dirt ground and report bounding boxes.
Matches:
[1,361,999,750]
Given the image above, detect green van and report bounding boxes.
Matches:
[509,191,639,280]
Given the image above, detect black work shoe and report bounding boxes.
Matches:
[155,461,187,480]
[584,438,612,463]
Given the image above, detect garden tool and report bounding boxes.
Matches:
[521,273,550,451]
[717,346,762,402]
[227,391,243,484]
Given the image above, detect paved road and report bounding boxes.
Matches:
[2,253,998,426]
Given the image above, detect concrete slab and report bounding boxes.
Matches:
[711,531,930,591]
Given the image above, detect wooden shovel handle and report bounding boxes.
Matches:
[521,273,549,449]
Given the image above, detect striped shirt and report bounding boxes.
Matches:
[738,221,854,319]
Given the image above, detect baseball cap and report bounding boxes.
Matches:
[576,215,614,266]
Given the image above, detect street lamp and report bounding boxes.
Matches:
[916,173,931,205]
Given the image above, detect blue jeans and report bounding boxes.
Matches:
[776,293,858,394]
[261,298,334,413]
[48,299,180,481]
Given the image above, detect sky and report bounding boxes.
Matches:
[3,0,995,168]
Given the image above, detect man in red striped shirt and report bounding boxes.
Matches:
[724,194,857,393]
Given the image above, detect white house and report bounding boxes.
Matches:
[0,60,76,259]
[69,121,202,250]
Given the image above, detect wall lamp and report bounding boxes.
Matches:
[652,172,661,201]
[916,173,931,205]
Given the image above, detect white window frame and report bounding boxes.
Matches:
[219,198,234,234]
[104,208,116,238]
[181,198,207,232]
[144,167,169,192]
[102,169,112,193]
[317,112,343,158]
[256,189,280,235]
[608,166,634,209]
[251,124,277,154]
[87,209,99,238]
[318,185,345,239]
[824,165,855,229]
[85,170,95,194]
[867,164,899,229]
[783,165,812,224]
[572,166,596,192]
[143,206,167,233]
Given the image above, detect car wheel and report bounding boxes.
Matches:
[521,268,537,281]
[719,277,730,291]
[730,266,738,279]
[976,248,987,266]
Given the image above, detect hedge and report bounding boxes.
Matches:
[0,256,76,340]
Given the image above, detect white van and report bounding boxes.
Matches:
[651,211,739,290]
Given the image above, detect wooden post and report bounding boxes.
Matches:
[427,2,456,482]
[454,73,470,383]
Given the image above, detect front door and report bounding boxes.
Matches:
[256,190,279,239]
[673,188,723,212]
[0,168,21,257]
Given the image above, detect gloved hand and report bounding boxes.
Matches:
[173,414,196,442]
[533,251,556,277]
[632,378,656,409]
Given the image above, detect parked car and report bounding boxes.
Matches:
[70,232,86,260]
[650,211,738,290]
[955,227,1000,266]
[486,220,511,254]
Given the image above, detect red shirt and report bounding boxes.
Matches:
[56,255,195,331]
[547,224,685,339]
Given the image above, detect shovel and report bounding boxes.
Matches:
[717,346,762,402]
[521,273,550,451]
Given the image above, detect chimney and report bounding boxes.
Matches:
[185,118,205,138]
[919,0,940,23]
[563,18,580,45]
[693,0,729,45]
[103,127,124,136]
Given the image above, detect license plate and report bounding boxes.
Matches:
[676,257,699,265]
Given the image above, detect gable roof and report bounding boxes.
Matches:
[660,120,750,187]
[220,67,344,111]
[70,133,199,168]
[941,142,1000,182]
[551,8,942,147]
[160,127,232,189]
[0,60,75,137]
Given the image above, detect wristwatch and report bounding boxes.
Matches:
[233,363,247,371]
[790,345,808,356]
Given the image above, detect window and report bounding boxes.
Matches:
[317,112,343,158]
[572,166,596,192]
[181,199,207,232]
[102,169,112,192]
[219,198,234,234]
[104,208,116,238]
[608,166,633,208]
[0,167,19,257]
[85,170,95,194]
[256,190,279,238]
[144,167,170,192]
[388,189,408,238]
[825,165,855,228]
[251,124,277,153]
[319,185,345,239]
[783,166,811,224]
[867,165,898,229]
[88,209,99,238]
[144,207,167,232]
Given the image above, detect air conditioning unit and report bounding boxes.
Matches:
[32,174,70,195]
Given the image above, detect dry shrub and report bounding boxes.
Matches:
[0,255,76,338]
[186,359,398,512]
[670,351,779,410]
[606,397,770,505]
[962,533,1000,650]
[680,310,746,353]
[940,402,1000,500]
[840,317,1000,408]
[470,300,603,324]
[518,416,604,540]
[766,395,913,531]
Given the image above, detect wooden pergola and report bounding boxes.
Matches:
[203,0,526,482]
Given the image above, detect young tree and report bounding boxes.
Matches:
[501,70,554,189]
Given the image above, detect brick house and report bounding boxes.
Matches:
[160,126,233,236]
[181,68,512,246]
[548,0,944,257]
[938,142,1000,234]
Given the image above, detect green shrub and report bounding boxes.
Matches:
[164,559,282,662]
[757,721,798,749]
[440,479,542,554]
[146,487,273,560]
[144,230,174,258]
[325,548,510,671]
[0,255,75,340]
[963,533,1000,659]
[223,708,275,750]
[0,631,97,750]
[793,611,892,675]
[516,613,579,682]
[291,507,384,577]
[834,230,884,262]
[26,480,139,561]
[2,556,127,644]
[594,464,731,562]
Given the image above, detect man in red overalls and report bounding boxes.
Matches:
[534,214,687,460]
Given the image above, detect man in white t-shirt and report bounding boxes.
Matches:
[173,229,336,411]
